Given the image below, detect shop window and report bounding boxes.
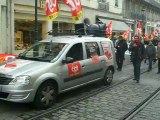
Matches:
[66,43,83,62]
[115,0,118,7]
[15,31,23,50]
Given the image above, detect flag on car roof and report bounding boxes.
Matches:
[63,0,82,21]
[45,0,59,20]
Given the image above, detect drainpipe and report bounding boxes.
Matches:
[34,0,38,44]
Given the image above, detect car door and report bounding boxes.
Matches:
[61,43,87,90]
[82,42,106,82]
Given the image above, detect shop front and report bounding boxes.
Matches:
[12,0,75,54]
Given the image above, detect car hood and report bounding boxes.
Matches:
[0,59,50,76]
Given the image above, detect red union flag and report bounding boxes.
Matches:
[144,33,150,41]
[45,0,59,20]
[137,20,142,35]
[105,21,112,36]
[153,28,159,36]
[63,0,82,21]
[122,28,130,40]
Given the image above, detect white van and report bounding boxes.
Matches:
[0,35,116,109]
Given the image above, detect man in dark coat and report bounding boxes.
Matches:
[152,36,159,46]
[145,40,156,71]
[129,35,145,83]
[115,36,128,71]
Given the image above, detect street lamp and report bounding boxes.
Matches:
[34,0,38,44]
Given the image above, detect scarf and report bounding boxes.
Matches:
[134,39,140,48]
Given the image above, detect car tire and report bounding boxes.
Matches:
[34,81,57,109]
[103,69,113,85]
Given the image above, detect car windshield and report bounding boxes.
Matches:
[19,42,66,62]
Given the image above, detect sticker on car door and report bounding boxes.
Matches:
[67,62,81,77]
[101,42,112,60]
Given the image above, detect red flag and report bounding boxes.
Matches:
[137,20,142,35]
[45,0,59,20]
[63,0,82,21]
[143,33,150,41]
[105,21,112,36]
[153,28,159,36]
[122,28,130,40]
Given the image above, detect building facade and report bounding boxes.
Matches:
[5,0,128,54]
[0,0,8,53]
[123,0,160,37]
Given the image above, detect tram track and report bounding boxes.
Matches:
[120,78,160,120]
[24,63,152,120]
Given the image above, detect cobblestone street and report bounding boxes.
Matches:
[1,56,160,120]
[32,64,159,120]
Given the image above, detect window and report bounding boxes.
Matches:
[85,42,100,59]
[22,42,66,62]
[115,0,118,7]
[66,43,83,62]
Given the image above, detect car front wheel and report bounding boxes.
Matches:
[34,81,57,109]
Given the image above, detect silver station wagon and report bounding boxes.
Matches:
[0,36,116,109]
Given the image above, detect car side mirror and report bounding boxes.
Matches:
[19,53,22,57]
[62,57,74,64]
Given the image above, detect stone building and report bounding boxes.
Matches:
[123,0,160,37]
[4,0,130,54]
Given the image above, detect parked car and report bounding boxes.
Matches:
[0,36,116,109]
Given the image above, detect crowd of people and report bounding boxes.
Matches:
[113,34,160,83]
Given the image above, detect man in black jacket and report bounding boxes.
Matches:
[145,40,156,71]
[129,35,145,83]
[115,36,128,71]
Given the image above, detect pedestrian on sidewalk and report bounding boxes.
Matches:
[115,35,128,71]
[145,40,156,72]
[157,41,160,74]
[129,35,145,83]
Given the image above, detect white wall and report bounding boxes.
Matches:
[109,0,123,14]
[0,0,7,53]
[81,0,123,14]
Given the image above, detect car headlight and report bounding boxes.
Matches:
[9,75,31,85]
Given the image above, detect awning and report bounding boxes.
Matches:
[99,18,133,32]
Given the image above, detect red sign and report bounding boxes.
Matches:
[91,55,100,64]
[63,0,82,21]
[105,51,112,60]
[68,62,81,77]
[45,0,59,20]
[0,54,17,63]
[5,63,17,68]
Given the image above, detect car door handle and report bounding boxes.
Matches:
[101,60,105,62]
[82,65,85,68]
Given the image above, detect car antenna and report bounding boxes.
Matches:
[49,39,53,51]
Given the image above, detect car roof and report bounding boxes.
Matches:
[40,35,112,44]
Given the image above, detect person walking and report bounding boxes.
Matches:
[115,35,128,71]
[129,35,145,83]
[157,41,160,74]
[145,40,156,72]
